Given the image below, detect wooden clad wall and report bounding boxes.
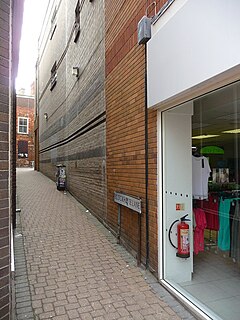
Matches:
[105,0,167,273]
[37,0,106,222]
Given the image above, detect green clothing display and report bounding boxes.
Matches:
[218,198,231,251]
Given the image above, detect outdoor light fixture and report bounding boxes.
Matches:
[72,66,79,78]
[44,112,48,120]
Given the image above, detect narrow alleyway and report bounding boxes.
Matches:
[14,168,196,320]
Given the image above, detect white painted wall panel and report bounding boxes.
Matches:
[162,101,193,283]
[147,0,240,108]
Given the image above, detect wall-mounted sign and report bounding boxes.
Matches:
[114,192,142,214]
[176,203,185,211]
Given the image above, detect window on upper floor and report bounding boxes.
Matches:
[50,61,57,91]
[74,0,80,43]
[18,117,28,134]
[50,7,57,40]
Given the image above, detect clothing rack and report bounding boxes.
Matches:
[205,192,240,261]
[193,194,219,251]
[193,191,240,256]
[205,229,218,251]
[210,190,240,198]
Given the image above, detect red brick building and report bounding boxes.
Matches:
[105,0,165,276]
[16,94,35,167]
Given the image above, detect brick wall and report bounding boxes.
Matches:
[105,0,167,273]
[37,0,106,222]
[16,95,35,167]
[0,1,11,318]
[0,0,24,318]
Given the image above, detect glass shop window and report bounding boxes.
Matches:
[163,81,240,320]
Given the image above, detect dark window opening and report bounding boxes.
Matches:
[18,140,28,158]
[74,0,80,42]
[50,7,57,40]
[50,61,57,91]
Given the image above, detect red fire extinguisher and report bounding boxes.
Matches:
[168,214,190,258]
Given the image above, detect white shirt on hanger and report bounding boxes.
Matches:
[192,155,211,200]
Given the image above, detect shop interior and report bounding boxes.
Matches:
[181,82,240,320]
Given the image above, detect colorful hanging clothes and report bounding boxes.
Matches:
[218,198,231,251]
[231,201,240,262]
[202,194,219,231]
[193,208,207,254]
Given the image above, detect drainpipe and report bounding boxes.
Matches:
[144,44,149,269]
[139,0,176,269]
[138,14,151,269]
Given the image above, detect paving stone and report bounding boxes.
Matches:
[17,301,33,309]
[66,309,79,319]
[15,168,196,320]
[17,306,34,315]
[55,306,66,316]
[17,313,35,320]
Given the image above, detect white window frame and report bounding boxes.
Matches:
[18,117,29,134]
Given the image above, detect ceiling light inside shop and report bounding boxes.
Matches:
[192,135,220,139]
[200,146,224,154]
[222,129,240,134]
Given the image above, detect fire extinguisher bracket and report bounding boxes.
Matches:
[176,252,190,258]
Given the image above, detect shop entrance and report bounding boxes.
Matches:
[162,81,240,320]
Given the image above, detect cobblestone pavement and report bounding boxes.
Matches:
[14,168,196,320]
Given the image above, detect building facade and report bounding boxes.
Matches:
[16,94,35,168]
[36,0,106,222]
[105,0,163,274]
[0,0,24,319]
[145,1,240,319]
[36,0,240,319]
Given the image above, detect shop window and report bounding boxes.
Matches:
[18,117,28,134]
[162,81,240,320]
[74,0,80,43]
[18,140,28,158]
[50,61,57,91]
[50,7,57,40]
